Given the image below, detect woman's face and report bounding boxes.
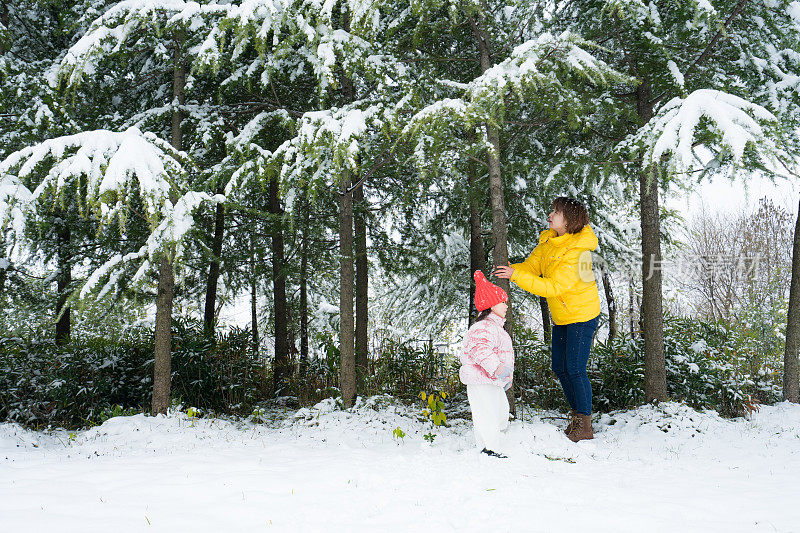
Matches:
[491,301,508,319]
[549,208,568,236]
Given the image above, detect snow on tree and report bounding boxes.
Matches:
[0,127,223,298]
[628,89,796,178]
[379,21,632,341]
[57,1,229,89]
[402,30,630,168]
[0,173,33,252]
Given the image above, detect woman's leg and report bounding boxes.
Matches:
[564,316,599,416]
[551,324,577,410]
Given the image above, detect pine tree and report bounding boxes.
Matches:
[552,0,800,401]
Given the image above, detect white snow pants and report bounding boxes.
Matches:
[466,384,509,452]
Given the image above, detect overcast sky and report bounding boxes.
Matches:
[671,173,799,219]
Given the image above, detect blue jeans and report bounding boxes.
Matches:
[551,315,599,416]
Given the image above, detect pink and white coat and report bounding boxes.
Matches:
[459,313,514,387]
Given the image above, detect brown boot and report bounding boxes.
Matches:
[567,413,594,442]
[564,410,578,435]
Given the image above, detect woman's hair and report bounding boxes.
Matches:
[552,196,590,234]
[474,308,493,323]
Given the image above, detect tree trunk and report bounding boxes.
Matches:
[354,184,369,387]
[539,297,551,344]
[783,196,800,402]
[299,189,309,373]
[338,11,357,406]
[0,249,7,302]
[628,277,636,337]
[636,79,667,403]
[151,32,184,415]
[269,174,290,395]
[470,15,515,415]
[250,243,259,357]
[170,36,185,151]
[55,213,71,345]
[152,254,175,414]
[203,196,225,336]
[468,137,486,326]
[640,165,667,402]
[601,264,617,341]
[340,170,357,408]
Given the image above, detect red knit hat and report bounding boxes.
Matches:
[474,270,508,312]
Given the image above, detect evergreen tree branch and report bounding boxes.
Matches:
[650,0,752,109]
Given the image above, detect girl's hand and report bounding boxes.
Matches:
[493,262,514,279]
[496,365,512,380]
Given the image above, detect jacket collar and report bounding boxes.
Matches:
[486,312,507,327]
[540,224,598,251]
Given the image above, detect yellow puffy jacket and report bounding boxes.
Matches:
[510,224,601,325]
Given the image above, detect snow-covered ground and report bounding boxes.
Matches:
[2,398,799,532]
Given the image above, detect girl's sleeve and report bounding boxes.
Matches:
[462,326,503,376]
[512,249,583,297]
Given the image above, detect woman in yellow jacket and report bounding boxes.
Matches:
[494,197,600,442]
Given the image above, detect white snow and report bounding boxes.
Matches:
[2,399,799,531]
[638,89,786,176]
[789,2,800,24]
[667,60,685,89]
[0,127,224,297]
[0,173,34,248]
[690,339,707,353]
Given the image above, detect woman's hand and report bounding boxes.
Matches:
[492,263,514,279]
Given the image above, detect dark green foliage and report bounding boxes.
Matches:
[514,325,572,411]
[169,321,270,414]
[0,321,268,429]
[369,340,460,401]
[514,314,782,418]
[288,336,342,406]
[0,332,153,429]
[589,336,646,411]
[285,336,461,406]
[0,311,784,428]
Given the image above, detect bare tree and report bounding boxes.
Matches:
[678,199,792,322]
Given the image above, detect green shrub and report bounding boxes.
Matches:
[288,334,341,406]
[0,321,269,429]
[513,313,782,417]
[370,339,460,400]
[170,321,269,413]
[0,332,152,428]
[2,312,780,429]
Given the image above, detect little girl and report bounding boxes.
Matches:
[459,270,514,458]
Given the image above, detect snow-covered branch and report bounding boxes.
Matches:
[0,173,33,252]
[0,127,224,297]
[57,0,229,87]
[630,89,795,176]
